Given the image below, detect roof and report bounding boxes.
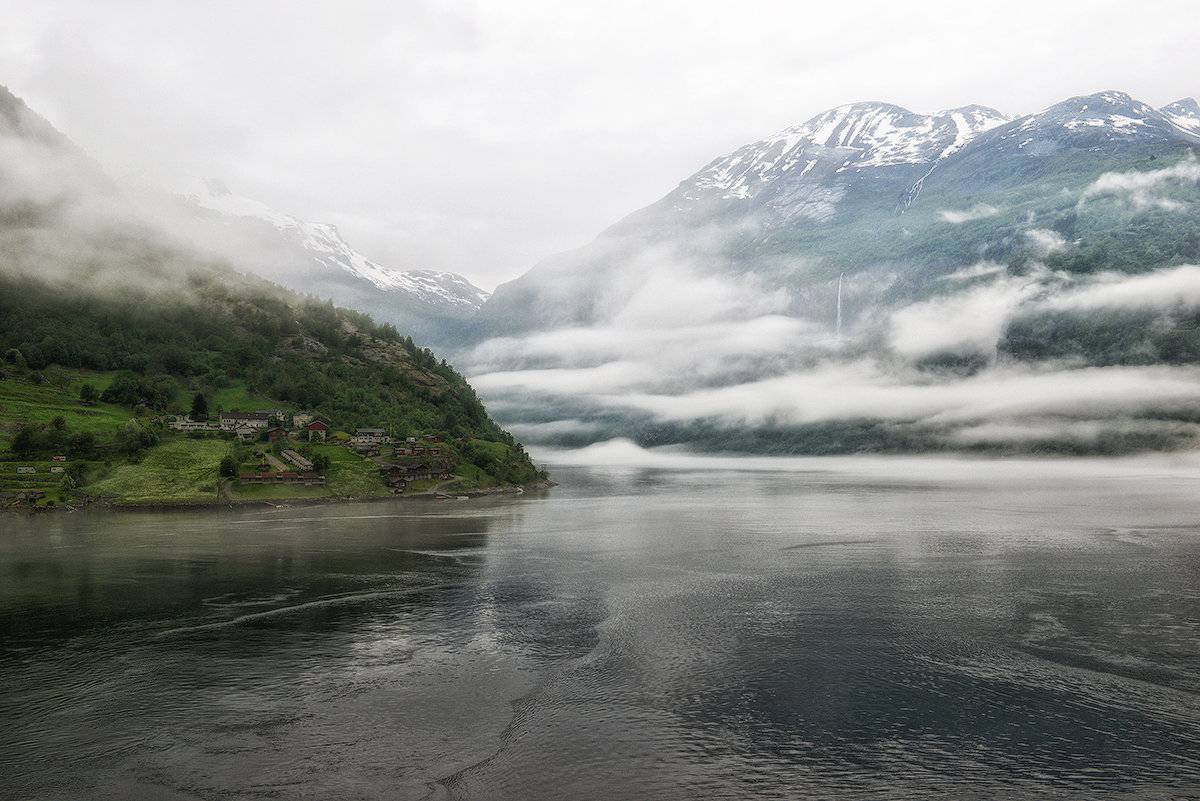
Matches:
[357,428,387,435]
[220,411,269,420]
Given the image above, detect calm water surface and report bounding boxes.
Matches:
[3,457,1200,799]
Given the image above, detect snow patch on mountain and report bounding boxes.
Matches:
[181,179,489,310]
[686,103,1009,202]
[1161,98,1200,137]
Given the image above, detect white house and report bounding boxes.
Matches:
[167,415,220,432]
[353,428,391,446]
[219,412,270,431]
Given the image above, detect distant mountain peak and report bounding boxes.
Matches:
[181,179,489,310]
[995,90,1200,150]
[680,101,1009,206]
[1161,98,1200,137]
[1163,97,1200,115]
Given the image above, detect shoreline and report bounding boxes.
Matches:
[4,481,558,515]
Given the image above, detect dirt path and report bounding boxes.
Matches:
[428,476,465,495]
[264,453,289,471]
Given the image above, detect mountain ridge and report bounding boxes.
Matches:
[477,90,1200,336]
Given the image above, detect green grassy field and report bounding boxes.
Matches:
[0,374,131,436]
[231,483,331,500]
[204,385,283,415]
[323,446,390,497]
[227,443,389,500]
[86,439,229,504]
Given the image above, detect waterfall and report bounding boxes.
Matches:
[836,272,843,342]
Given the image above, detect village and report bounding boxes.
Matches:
[2,405,467,507]
[177,408,460,495]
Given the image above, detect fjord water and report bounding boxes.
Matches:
[3,457,1200,800]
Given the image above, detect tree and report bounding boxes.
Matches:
[116,418,159,455]
[190,392,209,421]
[66,431,96,459]
[11,424,39,459]
[79,383,99,405]
[101,372,143,406]
[218,454,239,478]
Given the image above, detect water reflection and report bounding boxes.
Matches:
[1,502,506,651]
[3,464,1200,800]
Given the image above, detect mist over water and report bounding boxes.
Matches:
[3,457,1200,799]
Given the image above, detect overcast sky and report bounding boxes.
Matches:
[2,0,1197,291]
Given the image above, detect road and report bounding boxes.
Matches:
[264,453,289,471]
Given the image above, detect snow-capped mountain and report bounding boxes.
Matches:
[465,90,1200,455]
[182,178,489,311]
[477,90,1200,338]
[682,103,1010,205]
[969,91,1200,160]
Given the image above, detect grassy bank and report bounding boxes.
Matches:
[87,439,228,504]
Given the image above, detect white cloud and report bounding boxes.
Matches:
[938,204,999,224]
[506,419,612,441]
[1025,228,1066,254]
[539,439,1200,481]
[889,277,1037,357]
[947,418,1199,446]
[1052,264,1200,311]
[1082,156,1200,210]
[585,362,1200,429]
[609,261,792,329]
[472,361,658,395]
[939,263,1007,282]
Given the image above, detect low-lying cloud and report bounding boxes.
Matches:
[1082,155,1200,210]
[1051,263,1200,311]
[588,362,1200,428]
[0,123,348,307]
[463,253,1200,451]
[1024,228,1066,253]
[889,276,1037,358]
[540,439,1200,481]
[937,204,999,224]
